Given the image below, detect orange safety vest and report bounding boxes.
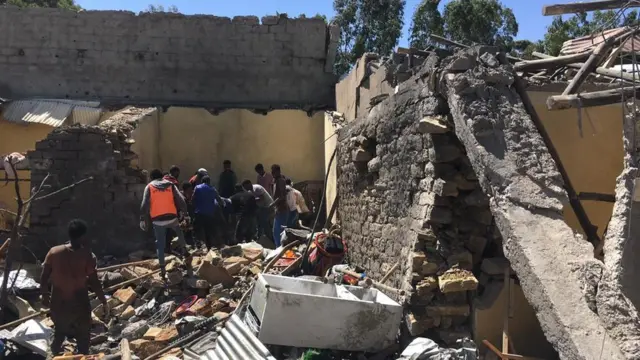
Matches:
[149,186,178,218]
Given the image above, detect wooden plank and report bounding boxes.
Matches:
[543,0,639,16]
[578,192,617,202]
[547,86,640,110]
[514,51,591,72]
[120,339,132,360]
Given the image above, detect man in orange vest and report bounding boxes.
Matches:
[140,169,190,279]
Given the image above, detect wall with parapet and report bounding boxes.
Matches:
[0,7,338,109]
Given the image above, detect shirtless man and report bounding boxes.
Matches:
[40,219,107,357]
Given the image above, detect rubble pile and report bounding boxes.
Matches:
[0,238,311,359]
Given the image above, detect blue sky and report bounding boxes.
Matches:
[76,0,555,47]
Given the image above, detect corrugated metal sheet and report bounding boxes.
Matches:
[199,314,276,360]
[561,27,640,56]
[1,99,101,127]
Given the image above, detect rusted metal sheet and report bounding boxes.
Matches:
[561,27,640,56]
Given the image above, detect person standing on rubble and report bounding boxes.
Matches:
[140,169,190,279]
[271,164,289,247]
[189,168,208,187]
[218,160,237,199]
[285,178,309,228]
[245,179,274,240]
[163,165,180,186]
[255,163,274,196]
[40,219,108,358]
[230,180,259,243]
[193,175,225,249]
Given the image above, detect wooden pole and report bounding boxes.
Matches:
[532,52,638,83]
[562,32,622,95]
[97,259,153,272]
[543,0,639,16]
[547,86,640,110]
[428,34,522,62]
[502,267,510,355]
[514,51,591,72]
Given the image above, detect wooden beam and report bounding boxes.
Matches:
[514,51,592,72]
[532,52,638,83]
[543,0,640,16]
[397,47,433,57]
[428,34,522,62]
[578,192,617,202]
[562,31,624,95]
[547,86,640,110]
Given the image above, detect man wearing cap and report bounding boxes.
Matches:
[189,168,208,187]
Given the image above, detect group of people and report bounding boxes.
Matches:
[36,161,312,358]
[139,160,310,278]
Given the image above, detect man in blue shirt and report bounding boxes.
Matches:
[192,176,224,249]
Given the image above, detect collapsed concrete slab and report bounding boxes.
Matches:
[595,101,640,358]
[441,46,626,359]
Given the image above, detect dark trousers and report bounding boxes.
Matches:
[235,214,257,243]
[194,213,218,249]
[256,207,272,240]
[49,294,91,358]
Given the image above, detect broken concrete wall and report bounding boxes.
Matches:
[25,108,156,258]
[337,60,499,343]
[441,47,625,359]
[0,7,337,109]
[595,101,640,358]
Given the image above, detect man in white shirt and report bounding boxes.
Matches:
[285,179,309,228]
[242,181,274,240]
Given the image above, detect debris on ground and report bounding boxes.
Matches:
[0,226,479,360]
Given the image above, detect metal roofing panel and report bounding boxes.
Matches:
[560,27,640,56]
[1,100,101,127]
[204,314,276,360]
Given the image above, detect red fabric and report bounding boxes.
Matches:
[163,175,179,186]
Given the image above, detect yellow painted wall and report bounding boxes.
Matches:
[475,281,559,359]
[530,92,624,239]
[0,120,53,218]
[127,108,326,185]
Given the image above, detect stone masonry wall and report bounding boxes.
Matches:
[25,108,155,258]
[337,57,500,344]
[0,7,338,109]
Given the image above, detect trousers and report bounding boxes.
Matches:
[235,215,257,243]
[256,207,272,240]
[153,222,187,274]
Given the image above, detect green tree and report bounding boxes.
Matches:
[409,0,518,51]
[333,0,405,76]
[145,4,179,13]
[540,10,639,56]
[0,0,81,10]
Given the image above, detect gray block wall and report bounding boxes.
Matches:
[0,8,338,109]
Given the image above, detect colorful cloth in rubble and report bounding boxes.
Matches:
[303,232,347,276]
